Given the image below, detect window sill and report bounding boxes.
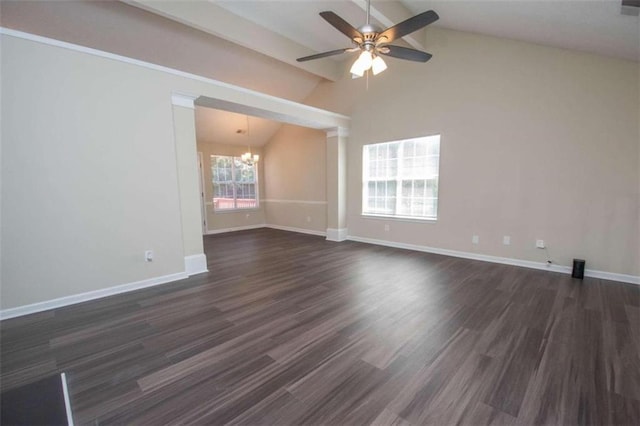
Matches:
[361,214,437,224]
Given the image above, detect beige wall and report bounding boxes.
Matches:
[1,35,188,309]
[0,0,320,102]
[263,124,328,233]
[2,15,638,315]
[0,31,344,312]
[172,104,204,257]
[196,142,266,232]
[305,28,640,276]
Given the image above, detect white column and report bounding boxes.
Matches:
[326,127,349,242]
[171,92,208,275]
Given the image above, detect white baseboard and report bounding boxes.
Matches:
[204,224,266,235]
[347,235,640,286]
[185,254,208,276]
[326,228,348,242]
[582,269,640,285]
[266,224,326,237]
[0,272,188,321]
[205,224,326,237]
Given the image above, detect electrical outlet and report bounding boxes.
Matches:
[503,236,511,245]
[384,224,390,232]
[472,235,479,244]
[145,250,153,262]
[536,239,545,249]
[306,216,311,223]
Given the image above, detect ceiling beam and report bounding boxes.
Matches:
[350,0,426,50]
[123,0,343,81]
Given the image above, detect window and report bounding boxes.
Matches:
[362,135,440,220]
[211,155,258,211]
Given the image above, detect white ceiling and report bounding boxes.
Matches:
[215,1,387,55]
[128,0,638,147]
[403,0,639,61]
[195,107,283,146]
[214,0,638,62]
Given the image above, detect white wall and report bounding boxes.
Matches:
[263,124,328,234]
[305,28,640,277]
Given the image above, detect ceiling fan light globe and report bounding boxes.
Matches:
[350,59,367,77]
[357,50,373,69]
[371,56,387,75]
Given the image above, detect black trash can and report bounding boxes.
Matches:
[572,259,585,279]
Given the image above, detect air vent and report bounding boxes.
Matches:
[621,0,640,16]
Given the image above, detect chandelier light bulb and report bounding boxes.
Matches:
[241,151,259,165]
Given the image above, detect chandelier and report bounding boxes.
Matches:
[239,115,259,166]
[241,149,259,166]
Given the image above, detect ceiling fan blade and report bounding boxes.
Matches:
[319,11,363,41]
[296,48,353,62]
[378,10,439,43]
[379,45,432,62]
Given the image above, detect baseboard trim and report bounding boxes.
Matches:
[582,269,640,285]
[347,235,640,286]
[205,224,266,234]
[0,272,189,321]
[184,254,208,276]
[326,228,348,242]
[266,224,326,237]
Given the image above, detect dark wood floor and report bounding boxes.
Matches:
[1,229,639,425]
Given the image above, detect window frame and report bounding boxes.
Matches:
[361,135,440,221]
[211,155,259,212]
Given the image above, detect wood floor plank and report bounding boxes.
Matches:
[1,228,638,425]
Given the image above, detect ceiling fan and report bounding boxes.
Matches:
[296,0,439,77]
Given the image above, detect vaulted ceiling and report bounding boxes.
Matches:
[127,0,639,83]
[3,1,637,147]
[123,0,638,147]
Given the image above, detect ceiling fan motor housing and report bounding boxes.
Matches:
[296,6,438,64]
[358,24,382,51]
